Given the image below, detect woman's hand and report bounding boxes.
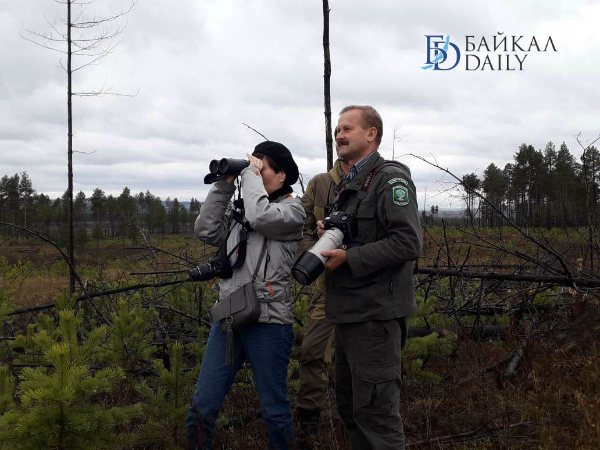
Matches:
[246,153,263,172]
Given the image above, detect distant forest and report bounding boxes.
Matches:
[445,141,599,228]
[1,140,599,242]
[0,173,201,244]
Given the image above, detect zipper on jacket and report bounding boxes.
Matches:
[263,244,273,297]
[268,280,274,297]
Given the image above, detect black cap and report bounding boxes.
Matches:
[252,141,299,186]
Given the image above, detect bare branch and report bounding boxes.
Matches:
[410,154,575,279]
[71,1,137,28]
[72,40,121,71]
[20,30,67,54]
[23,26,65,42]
[73,150,97,154]
[242,123,269,141]
[74,86,140,98]
[409,421,534,446]
[124,246,198,266]
[8,278,189,316]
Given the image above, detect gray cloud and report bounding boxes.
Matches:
[1,0,598,210]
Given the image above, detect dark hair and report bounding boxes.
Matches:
[253,152,281,173]
[339,105,383,146]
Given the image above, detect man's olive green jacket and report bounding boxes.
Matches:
[325,152,422,323]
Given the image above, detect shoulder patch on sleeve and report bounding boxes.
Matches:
[392,186,409,206]
[387,177,408,186]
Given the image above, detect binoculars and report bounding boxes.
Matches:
[204,158,250,184]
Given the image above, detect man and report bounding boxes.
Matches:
[296,152,349,442]
[317,105,422,449]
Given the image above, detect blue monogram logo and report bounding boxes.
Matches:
[422,35,461,70]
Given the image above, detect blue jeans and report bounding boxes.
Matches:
[187,322,294,449]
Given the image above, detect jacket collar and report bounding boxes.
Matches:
[268,185,293,202]
[343,151,384,191]
[329,159,345,185]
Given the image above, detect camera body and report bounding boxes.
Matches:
[291,211,354,286]
[323,211,354,241]
[205,158,250,184]
[189,255,233,282]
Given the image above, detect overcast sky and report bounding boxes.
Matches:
[1,0,599,209]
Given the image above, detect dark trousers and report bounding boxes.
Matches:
[335,318,408,450]
[297,292,335,412]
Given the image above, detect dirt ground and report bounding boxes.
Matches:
[208,302,600,449]
[2,236,599,449]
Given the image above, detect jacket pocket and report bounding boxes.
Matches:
[354,202,377,243]
[334,264,385,288]
[353,364,401,414]
[255,279,291,304]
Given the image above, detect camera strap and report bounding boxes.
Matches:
[228,228,250,270]
[222,201,254,271]
[350,166,381,215]
[222,238,269,365]
[331,165,381,215]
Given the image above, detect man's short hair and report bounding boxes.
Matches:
[340,105,383,146]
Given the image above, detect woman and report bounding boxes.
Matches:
[187,141,305,449]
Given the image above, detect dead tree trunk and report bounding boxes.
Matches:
[67,0,75,295]
[322,0,333,171]
[22,0,138,295]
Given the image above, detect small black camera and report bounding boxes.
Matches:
[189,255,233,282]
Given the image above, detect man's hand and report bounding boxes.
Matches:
[223,175,236,184]
[321,249,347,271]
[316,220,326,238]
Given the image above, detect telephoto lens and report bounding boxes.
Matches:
[189,255,233,282]
[189,264,216,282]
[218,158,250,175]
[292,228,344,285]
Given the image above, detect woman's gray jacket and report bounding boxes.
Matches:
[195,166,306,325]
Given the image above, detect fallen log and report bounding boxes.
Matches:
[408,325,507,339]
[409,420,534,446]
[435,302,575,317]
[8,278,188,316]
[416,267,600,288]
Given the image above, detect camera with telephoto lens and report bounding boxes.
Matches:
[204,158,250,184]
[322,211,355,238]
[189,255,233,282]
[291,212,354,286]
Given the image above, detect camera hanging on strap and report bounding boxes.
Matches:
[189,195,253,282]
[292,166,381,285]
